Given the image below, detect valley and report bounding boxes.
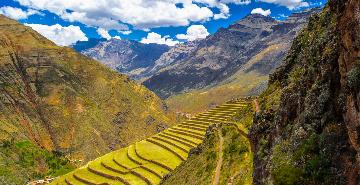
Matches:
[50,100,252,185]
[74,8,320,114]
[0,0,359,184]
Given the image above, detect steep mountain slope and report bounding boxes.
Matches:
[0,15,174,183]
[73,39,170,80]
[143,9,320,100]
[250,1,360,184]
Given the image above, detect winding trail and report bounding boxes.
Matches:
[253,99,260,113]
[212,128,224,185]
[227,172,240,185]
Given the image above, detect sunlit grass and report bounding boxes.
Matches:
[51,101,249,185]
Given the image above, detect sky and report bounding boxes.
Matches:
[0,0,326,46]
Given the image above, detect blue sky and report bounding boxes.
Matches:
[0,0,326,46]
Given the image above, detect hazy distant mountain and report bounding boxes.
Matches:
[139,40,200,82]
[143,8,322,100]
[72,39,170,80]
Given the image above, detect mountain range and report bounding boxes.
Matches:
[73,8,321,114]
[144,9,321,98]
[73,38,170,81]
[1,0,360,184]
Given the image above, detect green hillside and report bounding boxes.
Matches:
[51,100,250,184]
[0,15,175,183]
[162,104,254,185]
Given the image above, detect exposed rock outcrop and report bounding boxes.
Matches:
[250,1,360,184]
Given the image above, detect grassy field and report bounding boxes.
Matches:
[50,100,251,185]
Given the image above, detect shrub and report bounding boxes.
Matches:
[347,64,360,90]
[304,155,331,183]
[273,165,303,185]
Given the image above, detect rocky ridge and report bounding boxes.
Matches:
[250,1,360,184]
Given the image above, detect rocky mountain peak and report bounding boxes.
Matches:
[241,13,276,23]
[231,13,277,30]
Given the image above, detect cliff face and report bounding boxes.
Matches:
[250,1,360,184]
[335,0,360,167]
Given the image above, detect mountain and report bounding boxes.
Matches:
[0,15,174,183]
[72,39,170,80]
[143,9,321,113]
[139,40,199,82]
[250,1,360,184]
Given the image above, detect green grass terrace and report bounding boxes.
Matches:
[51,99,250,185]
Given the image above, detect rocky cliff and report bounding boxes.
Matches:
[250,1,360,184]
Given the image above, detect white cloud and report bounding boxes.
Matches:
[220,0,251,5]
[176,25,209,41]
[195,0,250,20]
[0,6,41,20]
[214,3,230,20]
[120,30,132,35]
[25,23,88,46]
[14,0,251,30]
[259,0,309,10]
[97,28,123,40]
[113,36,121,40]
[251,8,271,16]
[97,28,112,40]
[14,0,212,30]
[141,32,180,46]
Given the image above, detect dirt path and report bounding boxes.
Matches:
[212,128,224,185]
[227,172,241,185]
[253,99,260,113]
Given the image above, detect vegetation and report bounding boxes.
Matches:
[50,100,250,184]
[347,63,360,91]
[0,140,75,185]
[166,70,267,114]
[251,4,358,184]
[162,100,254,185]
[161,126,218,185]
